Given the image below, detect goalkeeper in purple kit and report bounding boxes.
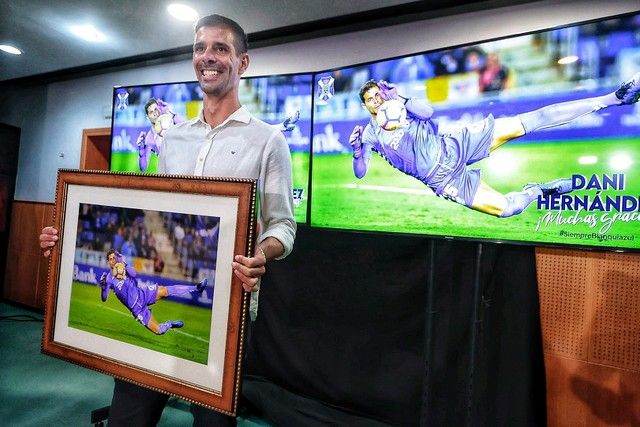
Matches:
[350,73,640,217]
[100,249,207,335]
[136,98,182,172]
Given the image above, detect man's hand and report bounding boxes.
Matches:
[99,272,107,286]
[377,80,398,101]
[39,226,58,258]
[232,248,267,292]
[349,125,364,158]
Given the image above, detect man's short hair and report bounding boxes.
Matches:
[359,80,380,103]
[144,98,157,114]
[106,249,117,258]
[194,14,248,55]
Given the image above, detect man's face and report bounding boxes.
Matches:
[146,103,160,123]
[107,253,117,268]
[362,86,383,116]
[192,25,248,97]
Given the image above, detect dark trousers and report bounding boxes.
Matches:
[108,378,235,426]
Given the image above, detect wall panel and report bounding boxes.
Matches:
[537,248,640,426]
[3,201,54,309]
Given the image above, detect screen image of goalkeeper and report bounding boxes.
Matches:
[100,249,207,335]
[349,73,640,217]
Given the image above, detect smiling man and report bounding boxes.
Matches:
[117,14,297,426]
[40,14,296,427]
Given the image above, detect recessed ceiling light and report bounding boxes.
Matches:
[69,24,106,42]
[0,44,22,55]
[168,3,199,22]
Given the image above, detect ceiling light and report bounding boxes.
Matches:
[557,55,579,65]
[168,3,199,21]
[69,24,106,42]
[0,44,22,55]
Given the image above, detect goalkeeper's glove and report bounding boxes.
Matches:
[99,272,107,286]
[115,251,126,265]
[136,132,146,148]
[155,99,172,115]
[377,80,398,101]
[281,110,300,132]
[349,126,364,158]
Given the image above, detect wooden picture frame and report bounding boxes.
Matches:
[42,169,257,415]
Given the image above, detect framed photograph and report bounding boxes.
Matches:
[42,169,257,415]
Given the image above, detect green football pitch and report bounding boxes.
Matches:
[68,282,212,364]
[310,137,640,249]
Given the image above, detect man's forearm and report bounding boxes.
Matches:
[257,236,284,261]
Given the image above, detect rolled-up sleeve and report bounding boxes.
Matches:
[258,131,296,259]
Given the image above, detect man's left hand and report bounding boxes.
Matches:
[232,250,267,292]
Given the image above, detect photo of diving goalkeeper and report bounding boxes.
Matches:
[349,73,640,218]
[68,202,220,364]
[100,249,207,335]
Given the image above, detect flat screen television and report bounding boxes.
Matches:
[309,11,640,251]
[110,73,313,224]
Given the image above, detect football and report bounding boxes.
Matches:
[112,262,126,280]
[376,99,407,131]
[153,113,174,137]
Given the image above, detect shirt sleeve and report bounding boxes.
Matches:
[258,130,296,259]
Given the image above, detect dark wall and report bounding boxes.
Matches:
[243,226,547,426]
[0,123,20,292]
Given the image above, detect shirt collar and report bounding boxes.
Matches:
[193,105,251,129]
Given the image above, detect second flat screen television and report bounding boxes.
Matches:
[310,12,640,251]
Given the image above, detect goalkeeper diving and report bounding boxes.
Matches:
[100,249,207,335]
[349,73,640,217]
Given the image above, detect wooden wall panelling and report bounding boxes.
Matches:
[3,201,53,309]
[589,252,640,372]
[537,247,640,426]
[80,127,111,170]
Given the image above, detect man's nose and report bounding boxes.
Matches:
[202,47,218,62]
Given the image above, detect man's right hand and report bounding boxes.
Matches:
[39,226,58,258]
[349,125,364,158]
[99,272,108,286]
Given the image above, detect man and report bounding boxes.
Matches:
[100,249,206,335]
[40,13,296,426]
[350,73,640,217]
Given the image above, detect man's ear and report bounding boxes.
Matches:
[239,53,249,75]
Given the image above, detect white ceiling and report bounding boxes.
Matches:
[0,0,497,83]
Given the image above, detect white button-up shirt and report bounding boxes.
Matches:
[159,106,296,317]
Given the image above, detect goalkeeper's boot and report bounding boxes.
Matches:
[158,320,183,334]
[282,110,300,131]
[615,72,640,105]
[170,320,184,329]
[523,178,573,196]
[197,278,208,293]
